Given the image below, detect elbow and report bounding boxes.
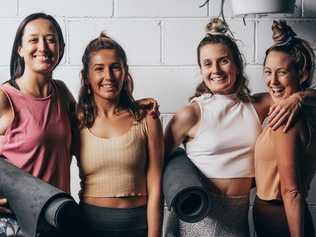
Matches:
[281,186,303,202]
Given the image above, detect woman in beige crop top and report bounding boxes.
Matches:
[253,21,316,237]
[76,32,163,237]
[164,18,316,237]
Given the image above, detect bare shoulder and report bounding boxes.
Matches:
[272,122,301,146]
[172,102,200,128]
[251,92,271,107]
[0,86,11,116]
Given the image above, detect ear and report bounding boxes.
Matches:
[299,70,309,85]
[17,45,23,58]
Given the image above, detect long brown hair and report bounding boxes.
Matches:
[77,32,140,129]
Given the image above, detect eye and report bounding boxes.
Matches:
[46,36,57,43]
[277,70,287,76]
[111,63,122,71]
[202,60,212,67]
[28,38,38,43]
[94,66,103,72]
[219,58,229,65]
[263,69,271,76]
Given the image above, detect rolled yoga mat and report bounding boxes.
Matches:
[0,157,80,237]
[163,148,211,223]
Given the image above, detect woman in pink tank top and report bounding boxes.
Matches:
[0,13,76,236]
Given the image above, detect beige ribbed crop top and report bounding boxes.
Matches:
[78,119,148,198]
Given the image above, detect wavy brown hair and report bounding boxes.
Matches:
[77,32,140,129]
[191,18,251,102]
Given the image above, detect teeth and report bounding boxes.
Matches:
[271,87,284,92]
[101,84,115,88]
[35,55,50,61]
[211,76,225,81]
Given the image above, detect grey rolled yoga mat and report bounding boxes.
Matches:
[163,148,211,223]
[0,157,80,237]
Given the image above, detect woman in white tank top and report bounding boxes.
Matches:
[164,18,315,237]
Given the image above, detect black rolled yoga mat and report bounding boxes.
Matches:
[163,148,211,223]
[0,157,80,237]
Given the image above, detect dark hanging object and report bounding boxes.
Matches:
[163,148,211,223]
[0,157,81,237]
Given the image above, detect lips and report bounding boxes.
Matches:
[210,75,226,82]
[34,54,53,63]
[270,86,284,97]
[100,83,117,90]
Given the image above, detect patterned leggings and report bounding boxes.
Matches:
[164,193,250,237]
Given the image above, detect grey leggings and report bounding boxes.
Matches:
[80,202,148,237]
[164,193,250,237]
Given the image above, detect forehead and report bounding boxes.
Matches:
[23,18,57,37]
[90,49,120,64]
[265,51,294,67]
[200,43,231,59]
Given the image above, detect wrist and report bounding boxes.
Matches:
[291,92,303,107]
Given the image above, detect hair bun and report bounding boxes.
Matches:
[206,18,228,35]
[98,31,111,41]
[272,20,296,44]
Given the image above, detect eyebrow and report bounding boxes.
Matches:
[202,55,229,62]
[92,64,104,67]
[26,33,56,37]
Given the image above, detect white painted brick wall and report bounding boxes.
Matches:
[0,0,316,236]
[19,0,113,17]
[114,0,207,18]
[0,2,17,17]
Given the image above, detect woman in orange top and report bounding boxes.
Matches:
[253,20,316,237]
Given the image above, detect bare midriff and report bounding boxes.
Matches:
[83,196,147,208]
[207,177,253,197]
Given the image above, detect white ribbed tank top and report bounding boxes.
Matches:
[185,93,261,178]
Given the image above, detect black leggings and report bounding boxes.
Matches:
[80,202,148,237]
[253,196,314,237]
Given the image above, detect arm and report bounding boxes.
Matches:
[146,114,164,237]
[261,89,316,132]
[164,103,201,157]
[0,88,13,213]
[274,125,304,237]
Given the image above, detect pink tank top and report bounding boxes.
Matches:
[0,81,71,192]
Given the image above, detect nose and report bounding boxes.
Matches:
[38,38,48,52]
[211,62,220,73]
[103,67,112,80]
[270,72,279,85]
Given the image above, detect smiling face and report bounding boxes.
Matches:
[264,51,300,103]
[88,49,125,103]
[18,18,61,77]
[199,43,238,95]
